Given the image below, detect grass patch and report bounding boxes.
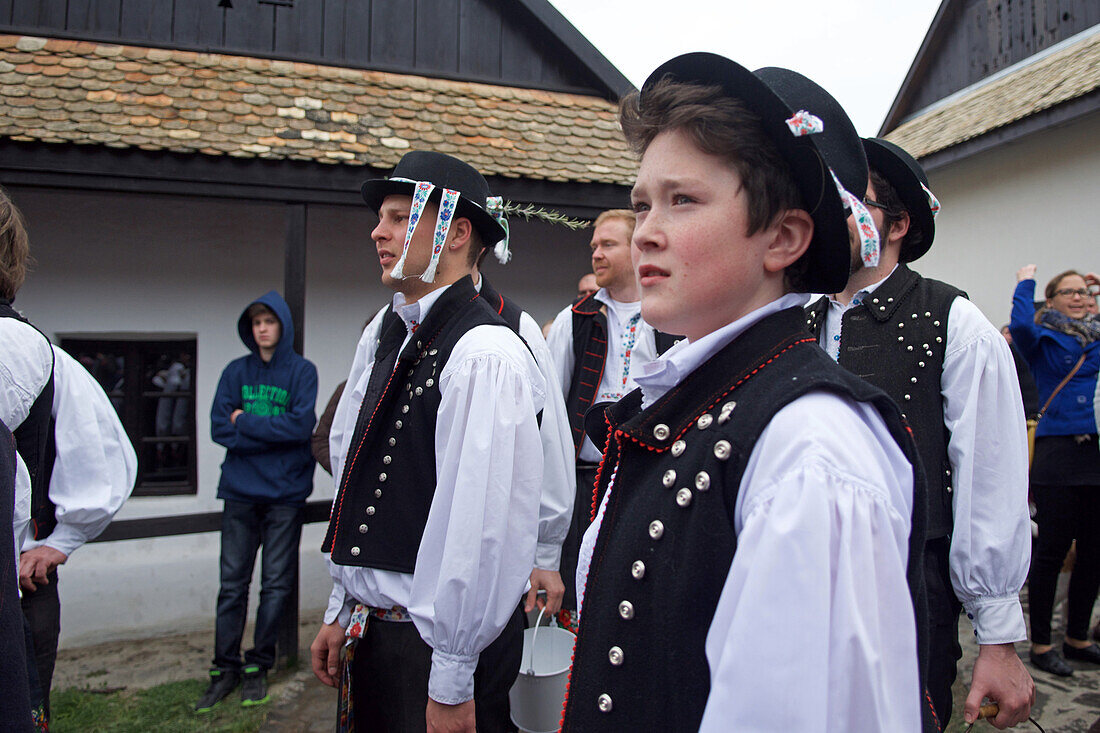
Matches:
[51,679,268,733]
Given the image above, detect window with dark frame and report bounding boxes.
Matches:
[58,336,198,497]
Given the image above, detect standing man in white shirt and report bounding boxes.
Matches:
[310,151,545,733]
[564,54,926,732]
[805,138,1034,730]
[0,186,136,723]
[545,209,677,626]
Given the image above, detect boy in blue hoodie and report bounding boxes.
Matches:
[197,291,318,712]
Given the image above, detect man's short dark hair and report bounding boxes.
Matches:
[620,78,808,290]
[466,224,487,268]
[246,302,276,321]
[868,167,924,254]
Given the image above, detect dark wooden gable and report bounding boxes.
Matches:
[0,0,632,100]
[881,0,1099,133]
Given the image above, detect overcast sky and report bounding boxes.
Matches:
[548,0,943,136]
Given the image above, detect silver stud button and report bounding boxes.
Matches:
[598,693,613,713]
[388,437,396,446]
[904,394,911,401]
[631,560,645,579]
[401,405,409,414]
[618,601,635,620]
[350,546,360,556]
[676,488,693,507]
[366,506,375,516]
[379,473,387,482]
[695,471,711,491]
[714,440,731,460]
[429,348,438,356]
[395,420,403,429]
[359,524,368,533]
[671,440,686,457]
[719,401,737,423]
[383,455,392,464]
[648,520,664,540]
[911,377,917,383]
[374,489,382,498]
[653,423,670,440]
[697,414,713,430]
[415,387,423,396]
[608,646,624,666]
[662,470,676,488]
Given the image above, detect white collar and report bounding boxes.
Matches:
[828,264,899,306]
[392,284,450,333]
[594,288,641,322]
[635,292,810,409]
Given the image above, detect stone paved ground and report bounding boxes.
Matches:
[54,591,1100,732]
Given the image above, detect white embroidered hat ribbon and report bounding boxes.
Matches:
[921,182,941,219]
[831,169,881,268]
[386,178,461,283]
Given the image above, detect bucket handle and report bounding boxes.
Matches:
[525,605,547,675]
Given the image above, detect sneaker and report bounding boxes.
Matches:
[195,668,241,712]
[240,664,270,707]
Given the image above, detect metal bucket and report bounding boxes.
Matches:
[509,608,576,733]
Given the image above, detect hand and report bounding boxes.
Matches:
[964,643,1035,728]
[1085,272,1100,291]
[426,698,475,733]
[310,621,346,687]
[19,546,68,592]
[526,568,565,615]
[230,409,244,425]
[1016,264,1037,282]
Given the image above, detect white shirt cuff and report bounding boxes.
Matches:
[428,649,478,705]
[324,584,355,628]
[534,541,562,571]
[23,523,86,558]
[962,593,1028,645]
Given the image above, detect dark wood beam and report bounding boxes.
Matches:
[284,203,307,355]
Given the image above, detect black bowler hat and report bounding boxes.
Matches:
[641,53,868,294]
[862,138,937,262]
[360,151,507,249]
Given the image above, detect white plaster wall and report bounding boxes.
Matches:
[6,186,595,646]
[910,112,1100,327]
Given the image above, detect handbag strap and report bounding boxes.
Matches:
[1037,354,1087,419]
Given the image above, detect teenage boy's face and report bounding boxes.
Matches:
[590,218,634,294]
[252,313,281,350]
[631,129,782,341]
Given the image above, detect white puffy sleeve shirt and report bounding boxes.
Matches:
[518,311,574,571]
[0,317,53,558]
[325,290,546,705]
[23,346,137,557]
[578,295,921,732]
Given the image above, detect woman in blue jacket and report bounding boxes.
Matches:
[1011,265,1100,676]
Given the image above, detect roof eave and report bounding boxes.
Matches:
[878,0,957,135]
[514,0,636,101]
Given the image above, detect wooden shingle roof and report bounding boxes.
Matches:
[884,28,1100,159]
[0,34,637,185]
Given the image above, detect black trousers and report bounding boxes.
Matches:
[20,569,60,719]
[351,603,524,733]
[560,464,600,611]
[923,537,962,731]
[1030,482,1100,645]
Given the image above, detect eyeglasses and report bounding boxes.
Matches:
[1053,288,1092,298]
[862,198,889,211]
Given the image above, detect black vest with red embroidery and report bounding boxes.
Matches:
[805,264,963,540]
[0,301,57,541]
[561,307,927,732]
[321,277,512,572]
[566,293,678,456]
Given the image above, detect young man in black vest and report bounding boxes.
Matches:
[805,138,1034,729]
[545,208,676,626]
[310,151,545,733]
[562,55,928,731]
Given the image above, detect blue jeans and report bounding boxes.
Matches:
[213,500,303,671]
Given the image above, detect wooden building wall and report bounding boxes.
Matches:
[905,0,1099,115]
[0,0,606,95]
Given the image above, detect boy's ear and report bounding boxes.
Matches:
[762,208,814,275]
[448,217,474,251]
